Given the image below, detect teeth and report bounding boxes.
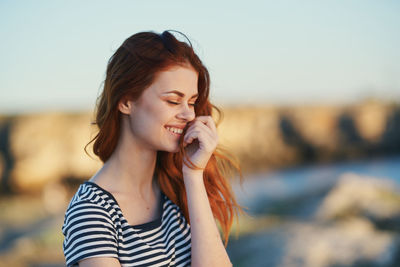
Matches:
[166,127,183,134]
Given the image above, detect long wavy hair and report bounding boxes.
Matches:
[85,30,242,245]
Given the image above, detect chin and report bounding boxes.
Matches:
[160,144,179,153]
[170,146,180,153]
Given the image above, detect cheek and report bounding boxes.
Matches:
[137,103,168,130]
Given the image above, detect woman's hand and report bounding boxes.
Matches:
[182,116,218,173]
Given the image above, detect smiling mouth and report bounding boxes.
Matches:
[165,126,183,136]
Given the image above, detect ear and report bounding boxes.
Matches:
[118,97,134,115]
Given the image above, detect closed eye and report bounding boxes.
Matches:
[167,101,196,107]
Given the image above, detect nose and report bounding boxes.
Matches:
[176,103,195,122]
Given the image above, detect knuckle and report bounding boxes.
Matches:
[191,120,200,126]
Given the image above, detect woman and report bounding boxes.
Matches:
[62,30,241,267]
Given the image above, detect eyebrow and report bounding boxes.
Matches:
[163,90,198,99]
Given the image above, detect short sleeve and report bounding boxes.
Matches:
[62,200,118,266]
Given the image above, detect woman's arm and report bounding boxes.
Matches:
[183,170,232,267]
[79,257,121,266]
[182,116,232,267]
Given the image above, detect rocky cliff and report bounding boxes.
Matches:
[0,100,399,193]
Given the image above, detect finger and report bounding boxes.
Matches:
[184,127,214,144]
[192,116,217,133]
[186,121,215,141]
[183,130,200,145]
[184,130,216,151]
[184,124,218,147]
[189,117,217,135]
[196,120,218,142]
[205,116,217,133]
[196,131,217,152]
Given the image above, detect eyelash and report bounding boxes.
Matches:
[167,101,196,107]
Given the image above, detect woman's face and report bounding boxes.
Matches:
[121,65,198,153]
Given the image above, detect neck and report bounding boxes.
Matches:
[104,146,157,194]
[92,122,158,196]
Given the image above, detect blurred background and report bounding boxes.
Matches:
[1,1,400,266]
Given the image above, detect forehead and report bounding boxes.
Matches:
[150,66,199,96]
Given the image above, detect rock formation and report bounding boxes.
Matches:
[0,100,399,193]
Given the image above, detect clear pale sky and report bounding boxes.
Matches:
[1,0,399,114]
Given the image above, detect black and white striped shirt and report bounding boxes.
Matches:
[62,182,191,266]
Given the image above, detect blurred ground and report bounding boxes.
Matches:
[0,195,65,267]
[227,157,400,267]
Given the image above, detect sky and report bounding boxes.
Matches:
[0,0,399,114]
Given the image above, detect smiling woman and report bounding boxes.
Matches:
[61,30,242,267]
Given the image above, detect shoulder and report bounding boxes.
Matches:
[63,182,119,230]
[66,182,113,210]
[62,182,118,236]
[62,182,119,266]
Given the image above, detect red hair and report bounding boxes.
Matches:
[85,30,242,245]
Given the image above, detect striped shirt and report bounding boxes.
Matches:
[62,181,191,266]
